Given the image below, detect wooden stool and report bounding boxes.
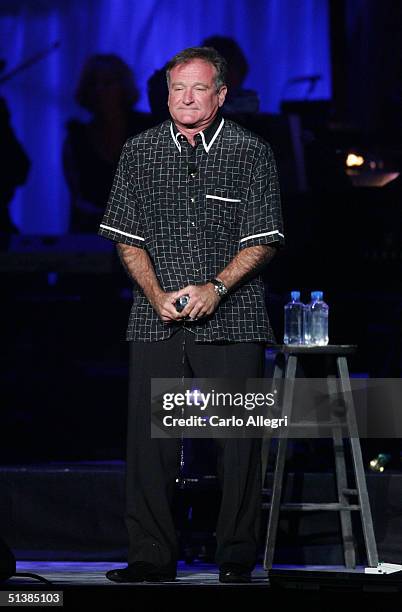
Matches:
[262,345,379,569]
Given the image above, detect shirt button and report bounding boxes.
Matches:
[191,222,195,226]
[190,198,195,203]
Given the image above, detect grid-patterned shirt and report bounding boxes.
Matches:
[98,115,284,343]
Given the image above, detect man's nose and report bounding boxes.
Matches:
[182,88,194,104]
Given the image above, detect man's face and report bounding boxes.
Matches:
[168,59,227,129]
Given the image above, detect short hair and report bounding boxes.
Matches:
[75,54,139,113]
[165,47,227,92]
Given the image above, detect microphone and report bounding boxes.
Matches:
[188,163,197,176]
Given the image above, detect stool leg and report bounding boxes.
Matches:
[337,357,379,567]
[261,358,284,482]
[327,375,356,568]
[264,354,297,570]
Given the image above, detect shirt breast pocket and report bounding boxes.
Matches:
[204,190,242,232]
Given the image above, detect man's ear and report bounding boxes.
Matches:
[218,86,227,107]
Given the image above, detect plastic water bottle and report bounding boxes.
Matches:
[307,291,329,346]
[284,291,304,345]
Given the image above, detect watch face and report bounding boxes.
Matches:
[210,279,227,296]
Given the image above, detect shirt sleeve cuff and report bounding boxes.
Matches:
[239,230,285,250]
[98,224,146,248]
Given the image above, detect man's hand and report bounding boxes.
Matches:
[174,283,221,321]
[149,289,185,322]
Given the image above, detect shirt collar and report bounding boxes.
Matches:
[170,114,224,153]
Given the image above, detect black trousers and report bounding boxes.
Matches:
[126,328,265,570]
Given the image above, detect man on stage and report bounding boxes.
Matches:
[98,46,284,583]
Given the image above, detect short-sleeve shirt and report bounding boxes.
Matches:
[98,116,284,343]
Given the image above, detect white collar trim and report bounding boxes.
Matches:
[170,122,182,152]
[170,117,225,153]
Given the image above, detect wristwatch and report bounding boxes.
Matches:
[208,278,228,298]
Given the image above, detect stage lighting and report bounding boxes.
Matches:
[346,152,364,167]
[369,453,391,473]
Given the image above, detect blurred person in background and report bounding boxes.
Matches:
[0,92,30,235]
[63,54,153,233]
[201,36,259,114]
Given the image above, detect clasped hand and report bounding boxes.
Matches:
[153,283,221,322]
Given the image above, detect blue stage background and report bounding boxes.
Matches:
[0,0,331,233]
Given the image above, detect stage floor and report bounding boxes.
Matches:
[12,561,268,586]
[7,561,369,585]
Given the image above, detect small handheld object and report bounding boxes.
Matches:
[175,295,190,313]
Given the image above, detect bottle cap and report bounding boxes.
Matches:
[290,291,300,300]
[311,291,323,300]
